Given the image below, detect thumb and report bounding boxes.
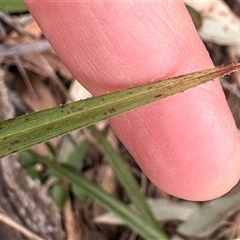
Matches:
[25,1,240,200]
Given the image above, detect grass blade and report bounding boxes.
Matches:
[43,158,168,239]
[88,125,158,229]
[0,64,239,158]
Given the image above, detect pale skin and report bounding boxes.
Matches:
[25,1,240,201]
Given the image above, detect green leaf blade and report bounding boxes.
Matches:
[43,159,168,239]
[0,64,239,158]
[89,126,158,229]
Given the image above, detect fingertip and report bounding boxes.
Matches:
[23,1,240,200]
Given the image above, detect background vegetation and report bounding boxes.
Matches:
[1,1,240,239]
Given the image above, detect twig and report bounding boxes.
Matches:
[13,56,38,99]
[0,40,53,57]
[0,212,44,240]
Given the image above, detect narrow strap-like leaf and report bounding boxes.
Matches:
[0,64,239,158]
[43,158,168,239]
[89,125,158,229]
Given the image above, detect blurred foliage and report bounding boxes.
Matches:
[0,0,27,13]
[186,4,202,30]
[51,183,68,210]
[20,140,90,208]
